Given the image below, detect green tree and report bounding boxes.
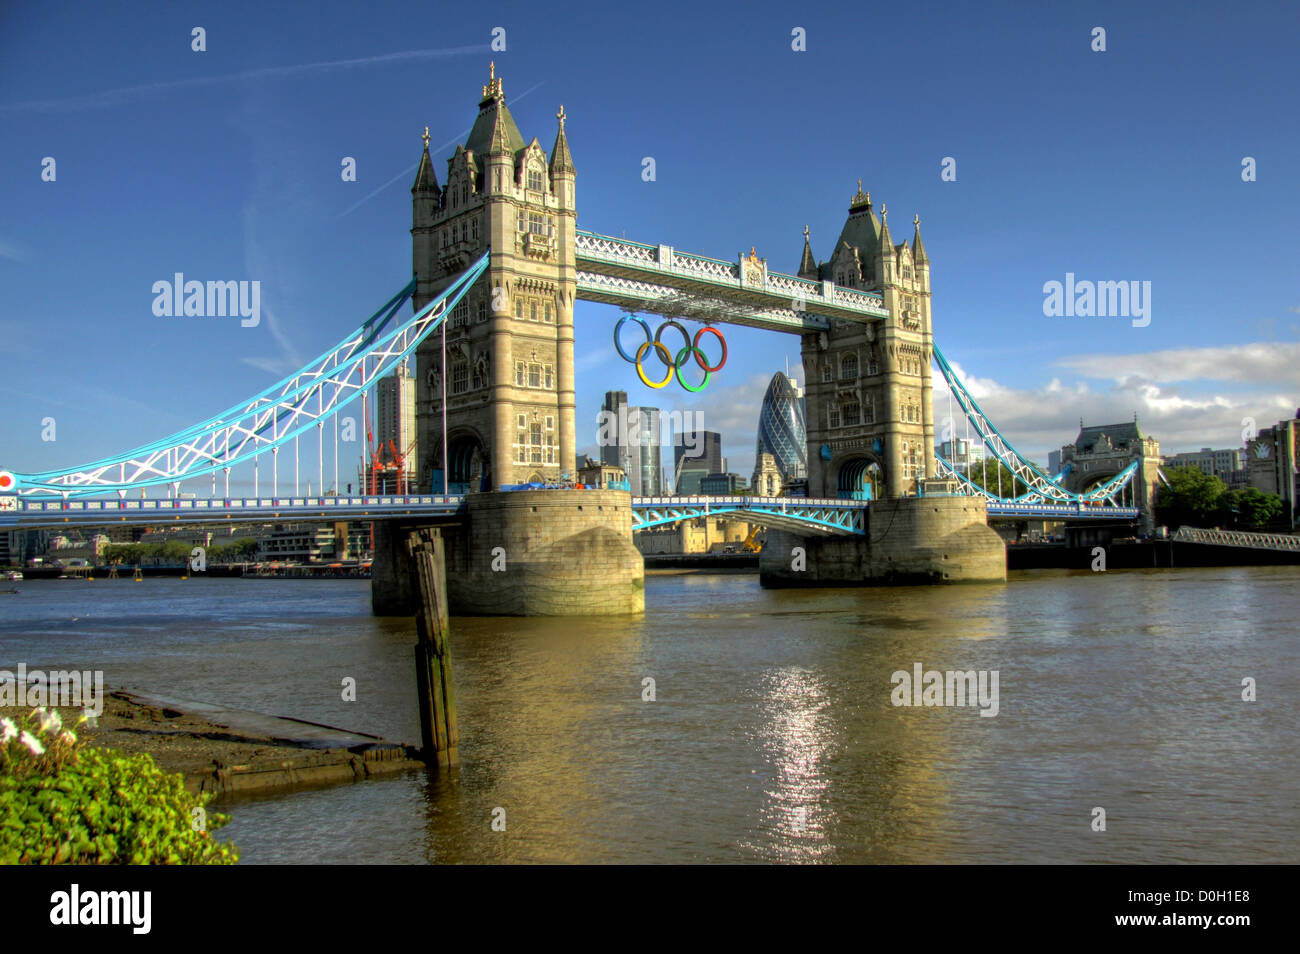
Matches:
[1223,487,1284,530]
[1155,466,1229,529]
[162,539,192,565]
[960,458,1031,498]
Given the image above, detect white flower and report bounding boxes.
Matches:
[19,731,45,756]
[79,708,98,729]
[0,717,17,743]
[59,730,76,744]
[36,709,62,735]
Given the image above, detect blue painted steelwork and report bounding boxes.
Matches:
[5,254,490,498]
[932,346,1138,508]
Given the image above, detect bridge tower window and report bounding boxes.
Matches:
[841,354,858,379]
[821,363,832,383]
[528,364,542,388]
[829,407,841,429]
[842,402,860,426]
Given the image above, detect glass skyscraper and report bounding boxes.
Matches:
[755,371,807,484]
[599,391,663,496]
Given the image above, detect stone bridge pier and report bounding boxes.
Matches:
[372,489,644,616]
[759,495,1006,587]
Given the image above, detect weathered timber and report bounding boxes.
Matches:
[407,528,458,766]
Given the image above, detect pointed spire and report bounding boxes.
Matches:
[798,224,817,278]
[878,203,893,253]
[550,104,575,175]
[412,125,439,194]
[488,103,514,156]
[911,213,928,264]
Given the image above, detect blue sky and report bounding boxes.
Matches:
[2,0,1298,493]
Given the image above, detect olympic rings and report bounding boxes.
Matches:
[635,341,676,389]
[614,314,727,391]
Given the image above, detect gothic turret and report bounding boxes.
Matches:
[911,214,928,265]
[549,105,575,176]
[876,204,894,284]
[412,126,439,197]
[797,225,817,279]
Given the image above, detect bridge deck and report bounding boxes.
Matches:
[1,492,1139,530]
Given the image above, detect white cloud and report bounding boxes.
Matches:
[1055,341,1300,386]
[936,341,1299,460]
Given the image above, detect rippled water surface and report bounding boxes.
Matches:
[2,566,1296,863]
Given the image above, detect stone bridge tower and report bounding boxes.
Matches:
[1061,419,1162,529]
[411,64,577,492]
[798,184,936,500]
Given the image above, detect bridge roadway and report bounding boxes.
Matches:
[0,493,1138,532]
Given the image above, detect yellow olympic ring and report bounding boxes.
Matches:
[635,341,676,388]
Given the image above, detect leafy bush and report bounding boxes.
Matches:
[0,709,238,865]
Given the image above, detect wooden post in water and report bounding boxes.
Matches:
[406,528,458,766]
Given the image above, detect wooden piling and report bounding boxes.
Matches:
[406,528,458,766]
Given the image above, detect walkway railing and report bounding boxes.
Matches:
[1172,527,1300,551]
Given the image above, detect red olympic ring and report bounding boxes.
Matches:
[692,327,727,372]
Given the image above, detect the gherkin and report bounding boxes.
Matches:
[755,372,807,483]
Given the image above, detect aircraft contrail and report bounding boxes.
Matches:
[0,44,488,113]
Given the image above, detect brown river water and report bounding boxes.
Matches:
[1,566,1295,863]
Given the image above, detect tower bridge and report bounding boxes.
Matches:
[0,64,1146,615]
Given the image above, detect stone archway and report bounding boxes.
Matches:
[447,432,488,492]
[836,456,884,501]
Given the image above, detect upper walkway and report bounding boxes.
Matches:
[574,229,889,333]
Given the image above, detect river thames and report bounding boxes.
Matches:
[2,567,1295,864]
